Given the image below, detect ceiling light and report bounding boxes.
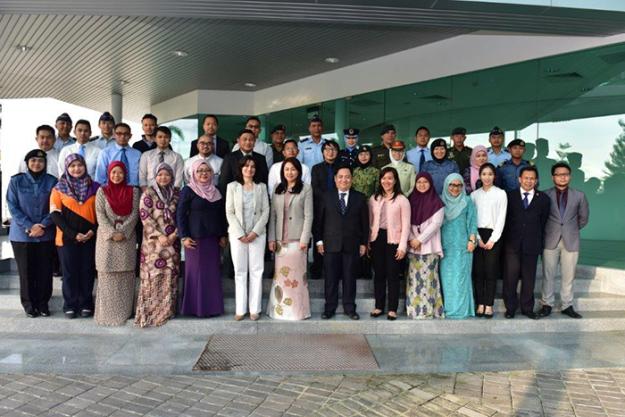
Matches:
[16,45,32,52]
[171,50,188,57]
[244,82,256,88]
[324,57,339,64]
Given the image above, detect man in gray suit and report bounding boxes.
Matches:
[537,162,589,319]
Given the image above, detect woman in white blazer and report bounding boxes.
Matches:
[225,156,270,321]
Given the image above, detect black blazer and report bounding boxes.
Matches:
[189,136,230,159]
[176,186,227,239]
[503,189,551,255]
[218,150,269,193]
[313,189,369,254]
[311,161,337,203]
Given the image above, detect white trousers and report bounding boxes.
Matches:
[230,234,266,315]
[541,239,579,310]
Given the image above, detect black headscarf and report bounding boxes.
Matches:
[24,149,47,179]
[356,145,372,169]
[430,138,449,164]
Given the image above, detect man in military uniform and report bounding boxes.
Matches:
[447,126,472,173]
[371,124,397,169]
[384,140,417,196]
[497,139,531,192]
[487,126,511,167]
[406,126,432,173]
[270,124,286,164]
[339,128,359,167]
[298,116,325,167]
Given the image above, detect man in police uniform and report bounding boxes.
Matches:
[497,139,531,192]
[339,128,359,167]
[447,126,472,173]
[298,116,325,167]
[90,112,116,149]
[53,113,76,152]
[487,126,511,167]
[371,124,397,169]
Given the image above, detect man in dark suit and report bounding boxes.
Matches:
[189,115,231,159]
[538,162,589,319]
[314,165,369,320]
[502,165,551,319]
[218,128,268,193]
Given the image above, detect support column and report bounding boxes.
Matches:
[112,93,122,124]
[334,98,348,147]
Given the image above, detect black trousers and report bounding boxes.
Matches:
[11,240,54,312]
[59,239,96,312]
[323,250,358,314]
[472,228,501,307]
[503,250,538,314]
[371,230,401,312]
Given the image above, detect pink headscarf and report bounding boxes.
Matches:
[469,145,488,191]
[188,160,221,202]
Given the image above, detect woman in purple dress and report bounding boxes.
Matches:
[177,160,227,317]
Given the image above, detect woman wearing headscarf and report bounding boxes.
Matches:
[463,145,488,194]
[135,163,181,327]
[382,141,416,196]
[8,149,57,317]
[50,153,99,319]
[177,160,227,317]
[352,145,379,199]
[94,161,140,326]
[266,157,313,320]
[422,138,460,194]
[405,172,445,319]
[439,173,478,319]
[470,163,507,318]
[368,167,411,320]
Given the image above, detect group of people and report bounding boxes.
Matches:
[7,111,590,326]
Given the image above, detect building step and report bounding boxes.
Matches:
[0,309,623,335]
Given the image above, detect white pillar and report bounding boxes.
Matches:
[112,93,122,124]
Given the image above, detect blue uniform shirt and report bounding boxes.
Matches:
[53,136,76,152]
[406,146,432,172]
[7,172,57,242]
[95,143,142,186]
[497,159,530,192]
[487,147,511,167]
[297,137,326,168]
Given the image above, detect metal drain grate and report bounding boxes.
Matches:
[193,334,379,372]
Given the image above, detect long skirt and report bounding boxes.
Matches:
[94,271,135,326]
[440,248,475,319]
[267,242,311,320]
[405,253,445,319]
[181,236,224,317]
[135,271,177,328]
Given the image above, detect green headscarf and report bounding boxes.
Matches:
[441,173,468,221]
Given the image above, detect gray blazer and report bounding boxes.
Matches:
[268,183,313,245]
[225,181,269,238]
[543,187,589,252]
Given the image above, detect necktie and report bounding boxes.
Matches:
[79,144,86,157]
[159,151,165,163]
[559,192,566,219]
[120,148,129,170]
[339,192,347,215]
[523,192,529,209]
[419,149,425,171]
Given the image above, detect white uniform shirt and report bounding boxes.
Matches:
[58,142,101,178]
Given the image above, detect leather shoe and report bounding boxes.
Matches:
[64,310,76,319]
[39,307,51,317]
[504,310,515,319]
[522,311,540,320]
[561,306,582,319]
[321,312,335,320]
[25,309,38,318]
[537,305,552,317]
[347,312,360,320]
[80,309,93,318]
[370,310,383,318]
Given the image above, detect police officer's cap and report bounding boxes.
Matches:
[99,112,115,123]
[380,124,396,135]
[451,127,466,136]
[507,139,525,148]
[271,124,286,134]
[357,145,372,154]
[56,113,72,124]
[490,126,504,136]
[309,116,323,124]
[343,128,359,136]
[24,149,46,162]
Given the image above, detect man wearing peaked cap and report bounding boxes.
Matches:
[339,127,360,168]
[371,124,397,169]
[487,126,511,167]
[90,111,116,150]
[53,113,76,152]
[497,138,532,192]
[448,126,472,173]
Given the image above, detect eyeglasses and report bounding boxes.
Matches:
[197,142,213,146]
[448,183,463,188]
[196,169,211,174]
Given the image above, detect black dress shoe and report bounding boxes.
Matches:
[65,310,76,319]
[25,309,39,318]
[561,306,582,319]
[522,311,540,320]
[505,311,515,319]
[347,312,360,320]
[475,311,484,318]
[39,307,51,317]
[80,309,93,318]
[321,312,335,320]
[483,312,494,319]
[537,305,552,317]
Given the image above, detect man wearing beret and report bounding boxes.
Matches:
[487,126,511,167]
[371,124,397,169]
[90,111,116,149]
[339,128,360,168]
[497,139,532,192]
[270,124,287,164]
[447,127,472,173]
[53,113,76,152]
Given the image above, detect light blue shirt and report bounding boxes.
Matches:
[487,147,511,167]
[53,136,76,152]
[90,135,116,150]
[297,137,326,168]
[406,146,432,172]
[95,143,141,186]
